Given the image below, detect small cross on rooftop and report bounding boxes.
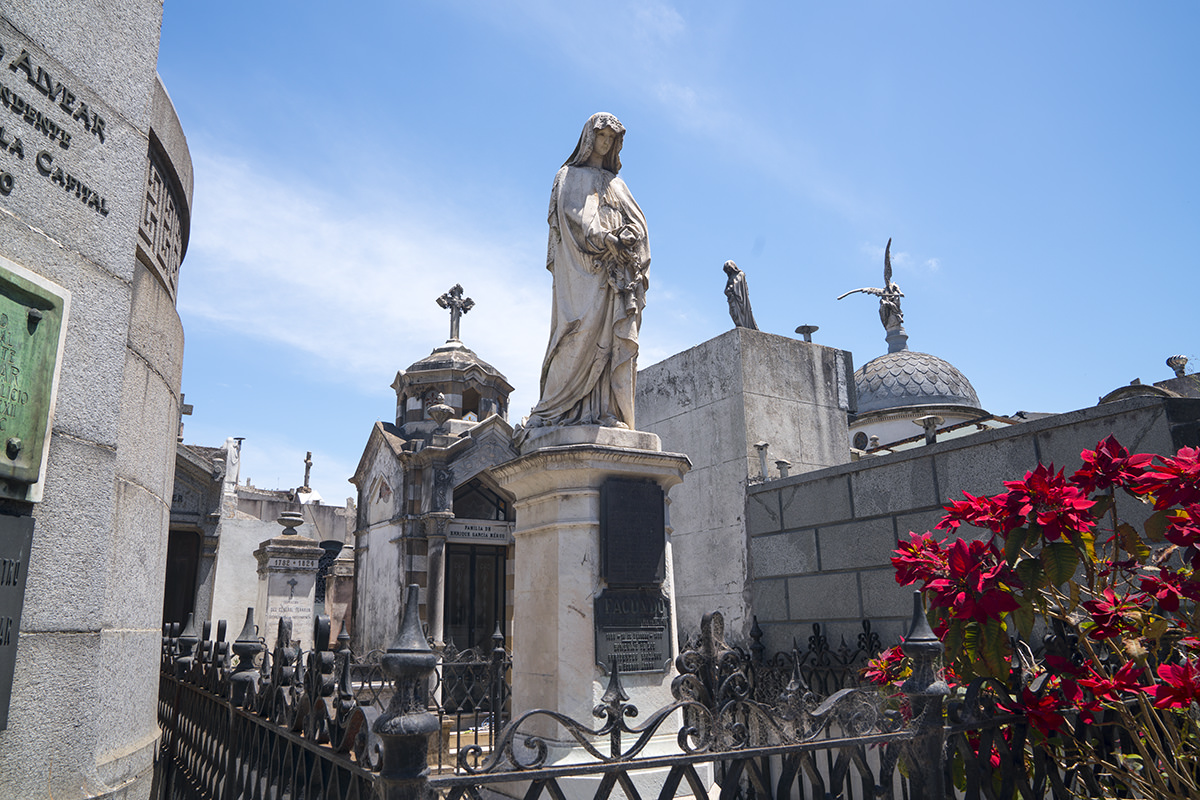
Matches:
[437,284,475,342]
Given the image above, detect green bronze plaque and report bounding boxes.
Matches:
[0,257,69,501]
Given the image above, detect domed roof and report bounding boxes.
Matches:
[405,341,506,381]
[855,349,982,415]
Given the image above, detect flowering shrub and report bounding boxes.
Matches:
[872,436,1200,798]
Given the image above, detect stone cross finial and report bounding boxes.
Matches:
[178,392,193,442]
[437,284,475,342]
[303,451,312,491]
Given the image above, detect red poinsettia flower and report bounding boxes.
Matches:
[891,532,947,587]
[1139,568,1200,613]
[1071,436,1154,494]
[1098,557,1139,578]
[1135,446,1200,510]
[1151,659,1200,709]
[964,730,1006,769]
[936,491,1018,537]
[1165,504,1200,549]
[1001,464,1095,543]
[925,538,1022,623]
[1081,588,1147,640]
[1079,661,1152,703]
[1002,686,1068,735]
[861,645,908,686]
[1043,653,1086,679]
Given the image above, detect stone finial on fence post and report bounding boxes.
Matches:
[901,590,949,799]
[175,612,199,679]
[230,608,263,707]
[374,584,439,800]
[490,622,505,736]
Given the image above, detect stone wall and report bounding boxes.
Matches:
[0,4,191,798]
[745,396,1200,653]
[354,520,408,653]
[636,327,854,641]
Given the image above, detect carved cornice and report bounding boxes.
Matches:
[491,444,690,490]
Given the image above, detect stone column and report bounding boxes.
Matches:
[253,511,324,651]
[492,427,690,743]
[423,511,452,649]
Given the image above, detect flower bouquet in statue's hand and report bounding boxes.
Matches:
[602,223,646,315]
[867,436,1200,799]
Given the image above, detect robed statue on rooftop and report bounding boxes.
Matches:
[520,112,649,433]
[723,260,758,330]
[838,238,904,331]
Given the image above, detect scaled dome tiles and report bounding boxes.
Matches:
[854,350,982,415]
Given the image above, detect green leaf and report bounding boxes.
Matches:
[1077,528,1096,563]
[1016,556,1045,590]
[1145,509,1169,543]
[1041,542,1079,587]
[1004,527,1029,565]
[1090,494,1114,520]
[1014,592,1036,640]
[951,749,966,791]
[961,620,979,661]
[1118,523,1151,561]
[977,617,1011,681]
[1145,616,1169,642]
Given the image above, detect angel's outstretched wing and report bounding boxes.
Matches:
[883,237,893,286]
[837,287,885,300]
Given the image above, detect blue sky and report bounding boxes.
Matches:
[157,1,1199,502]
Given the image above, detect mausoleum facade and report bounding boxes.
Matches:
[351,301,517,654]
[0,5,193,797]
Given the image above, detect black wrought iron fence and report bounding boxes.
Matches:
[153,588,1154,800]
[151,611,381,800]
[738,617,884,703]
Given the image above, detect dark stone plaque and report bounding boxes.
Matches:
[594,588,671,673]
[600,478,664,586]
[0,513,34,730]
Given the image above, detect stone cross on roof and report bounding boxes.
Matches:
[437,284,475,342]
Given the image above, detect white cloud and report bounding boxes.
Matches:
[632,2,686,44]
[179,148,549,409]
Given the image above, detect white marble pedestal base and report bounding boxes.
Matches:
[493,426,691,747]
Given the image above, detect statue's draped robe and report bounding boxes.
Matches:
[526,164,649,429]
[725,271,757,330]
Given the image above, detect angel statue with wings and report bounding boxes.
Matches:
[837,238,904,331]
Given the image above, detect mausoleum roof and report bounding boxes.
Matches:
[404,341,508,384]
[854,349,982,415]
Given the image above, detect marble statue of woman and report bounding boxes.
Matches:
[522,112,650,432]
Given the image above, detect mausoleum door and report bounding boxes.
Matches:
[444,543,505,652]
[162,529,200,627]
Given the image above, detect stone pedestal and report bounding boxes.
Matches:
[323,549,356,648]
[253,512,324,651]
[493,426,690,744]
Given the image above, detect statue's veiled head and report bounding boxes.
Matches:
[564,112,626,174]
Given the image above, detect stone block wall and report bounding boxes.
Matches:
[637,327,854,642]
[746,396,1200,654]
